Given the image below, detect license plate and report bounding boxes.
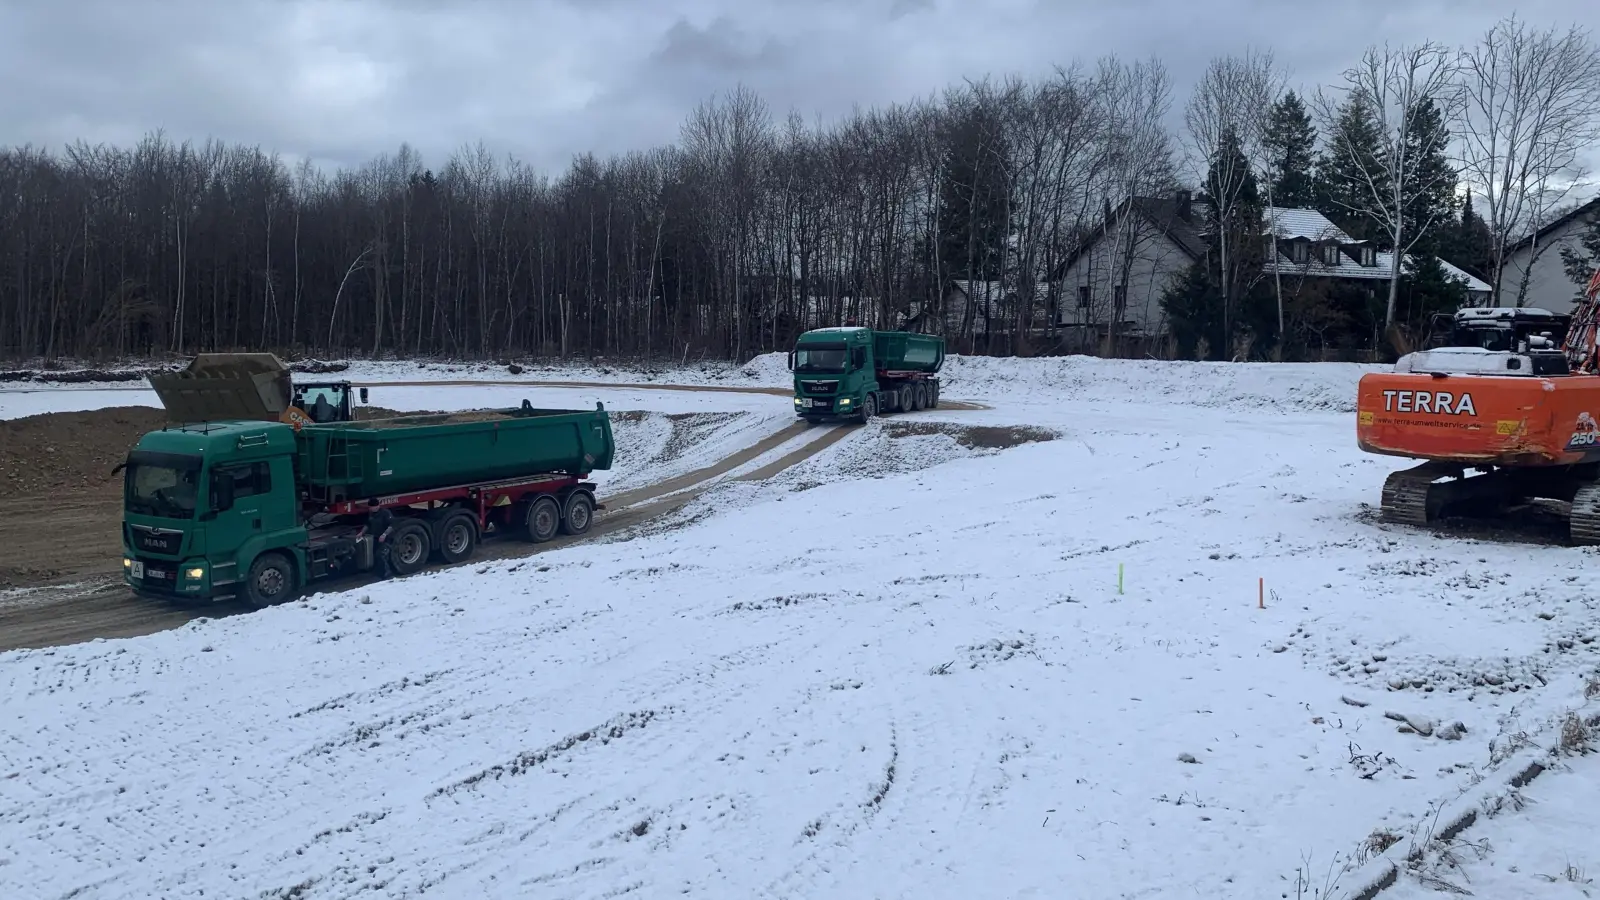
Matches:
[806,399,826,408]
[131,561,145,579]
[148,569,166,580]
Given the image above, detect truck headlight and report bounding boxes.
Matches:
[839,397,852,405]
[123,558,132,569]
[185,567,205,580]
[794,397,802,405]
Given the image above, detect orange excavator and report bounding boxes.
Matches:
[1356,267,1600,543]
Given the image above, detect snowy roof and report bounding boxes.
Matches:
[1262,249,1492,293]
[1265,208,1353,242]
[805,326,869,334]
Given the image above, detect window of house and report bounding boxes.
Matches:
[1292,242,1308,264]
[1323,244,1341,265]
[1077,285,1090,308]
[1113,284,1126,313]
[1361,246,1376,267]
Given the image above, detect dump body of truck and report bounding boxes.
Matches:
[120,401,614,605]
[147,352,364,424]
[789,327,945,423]
[296,404,614,501]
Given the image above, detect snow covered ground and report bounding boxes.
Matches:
[2,355,1598,900]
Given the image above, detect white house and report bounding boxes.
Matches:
[1495,197,1599,315]
[1053,193,1493,341]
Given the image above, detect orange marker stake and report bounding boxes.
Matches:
[1258,577,1265,609]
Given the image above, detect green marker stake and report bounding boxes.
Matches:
[1118,563,1124,595]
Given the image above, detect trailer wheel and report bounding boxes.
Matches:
[912,383,927,411]
[524,495,562,543]
[389,520,432,575]
[928,381,940,408]
[896,384,913,413]
[435,512,478,564]
[244,552,298,607]
[561,491,594,536]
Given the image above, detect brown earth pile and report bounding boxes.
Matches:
[0,407,169,497]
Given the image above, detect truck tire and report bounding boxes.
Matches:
[435,512,478,564]
[927,381,940,408]
[389,520,432,575]
[561,491,594,536]
[912,383,927,411]
[524,495,561,543]
[896,384,913,413]
[244,552,298,606]
[857,393,877,424]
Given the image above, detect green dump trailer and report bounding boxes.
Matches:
[788,326,945,423]
[119,399,614,605]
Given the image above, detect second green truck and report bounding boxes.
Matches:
[789,326,945,423]
[121,358,615,605]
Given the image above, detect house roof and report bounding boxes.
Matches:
[1263,249,1492,293]
[1050,194,1207,280]
[1265,207,1355,242]
[1506,196,1600,254]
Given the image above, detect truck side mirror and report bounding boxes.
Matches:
[211,472,235,513]
[359,387,369,404]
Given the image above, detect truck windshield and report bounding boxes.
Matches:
[124,452,203,519]
[795,345,848,373]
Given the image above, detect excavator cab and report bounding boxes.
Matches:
[1435,307,1569,354]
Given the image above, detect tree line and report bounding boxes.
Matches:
[1,13,1597,363]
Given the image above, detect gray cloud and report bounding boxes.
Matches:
[0,0,1594,180]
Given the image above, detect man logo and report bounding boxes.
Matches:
[1380,389,1477,417]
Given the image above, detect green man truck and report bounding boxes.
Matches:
[118,399,615,606]
[788,327,945,423]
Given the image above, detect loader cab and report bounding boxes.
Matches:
[291,381,362,423]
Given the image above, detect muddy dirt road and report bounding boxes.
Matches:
[0,418,856,652]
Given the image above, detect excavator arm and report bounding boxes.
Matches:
[1562,268,1600,375]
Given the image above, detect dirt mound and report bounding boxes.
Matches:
[882,421,1058,450]
[0,406,169,497]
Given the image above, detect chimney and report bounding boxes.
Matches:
[1175,189,1192,221]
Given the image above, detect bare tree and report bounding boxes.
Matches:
[1095,56,1176,352]
[1456,14,1600,305]
[1184,49,1281,343]
[1314,42,1464,328]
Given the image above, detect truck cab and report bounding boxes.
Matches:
[121,421,307,603]
[788,326,943,423]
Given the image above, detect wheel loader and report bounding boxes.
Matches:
[1356,269,1600,543]
[147,353,368,427]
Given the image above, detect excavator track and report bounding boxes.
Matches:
[1569,481,1600,545]
[1379,462,1459,526]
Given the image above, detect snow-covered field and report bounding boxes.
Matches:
[3,355,1598,900]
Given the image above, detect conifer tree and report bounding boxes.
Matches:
[1262,91,1318,209]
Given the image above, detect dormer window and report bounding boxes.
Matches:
[1291,241,1308,264]
[1323,243,1341,266]
[1360,246,1376,267]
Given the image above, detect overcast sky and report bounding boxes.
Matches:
[1,0,1594,182]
